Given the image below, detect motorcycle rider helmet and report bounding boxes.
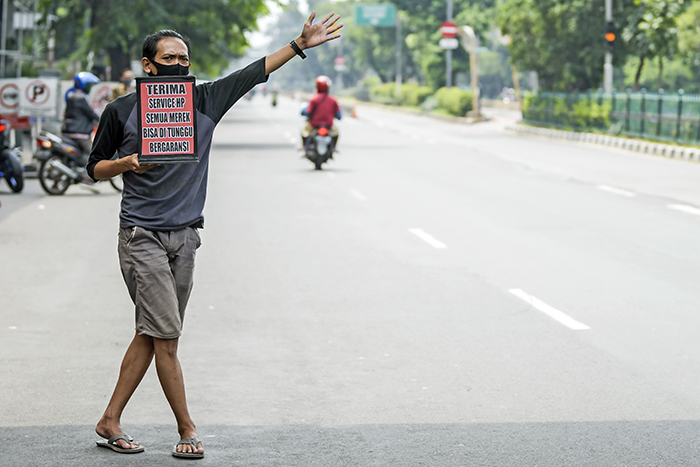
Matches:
[315,75,332,93]
[73,72,100,93]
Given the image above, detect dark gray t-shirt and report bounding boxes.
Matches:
[87,58,268,231]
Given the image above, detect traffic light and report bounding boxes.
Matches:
[605,20,616,52]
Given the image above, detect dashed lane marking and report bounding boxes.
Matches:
[667,204,700,216]
[509,289,590,330]
[408,228,447,249]
[597,185,635,197]
[350,189,368,201]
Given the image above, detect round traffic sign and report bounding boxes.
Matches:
[25,80,51,106]
[0,83,19,110]
[441,21,458,39]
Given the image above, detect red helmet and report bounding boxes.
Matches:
[316,75,332,93]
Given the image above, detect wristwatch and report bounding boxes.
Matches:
[289,40,307,59]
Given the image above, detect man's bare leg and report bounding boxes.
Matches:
[153,337,204,455]
[95,333,154,450]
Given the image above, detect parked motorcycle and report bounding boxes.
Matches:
[35,131,122,195]
[0,119,24,193]
[304,126,334,170]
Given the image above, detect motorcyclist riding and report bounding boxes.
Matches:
[301,75,341,152]
[62,71,101,156]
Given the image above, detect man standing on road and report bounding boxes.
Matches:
[87,12,341,459]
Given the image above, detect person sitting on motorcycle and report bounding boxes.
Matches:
[301,75,341,151]
[62,72,101,156]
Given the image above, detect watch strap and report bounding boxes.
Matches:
[289,40,307,59]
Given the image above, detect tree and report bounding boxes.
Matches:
[677,0,700,66]
[38,0,269,80]
[499,0,606,91]
[622,0,685,90]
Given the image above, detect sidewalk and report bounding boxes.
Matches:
[506,123,700,163]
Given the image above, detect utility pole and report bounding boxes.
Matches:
[395,13,402,100]
[446,0,453,88]
[604,0,613,93]
[1,0,8,78]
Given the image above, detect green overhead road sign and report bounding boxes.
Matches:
[355,4,396,27]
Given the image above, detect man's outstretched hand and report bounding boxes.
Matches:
[296,11,342,50]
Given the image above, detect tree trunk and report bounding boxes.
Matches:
[657,56,663,90]
[633,55,645,91]
[108,46,131,81]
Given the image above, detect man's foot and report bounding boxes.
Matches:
[173,435,204,459]
[96,434,145,454]
[95,421,140,451]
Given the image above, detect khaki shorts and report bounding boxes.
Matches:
[118,226,202,339]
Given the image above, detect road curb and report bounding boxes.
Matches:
[505,123,700,162]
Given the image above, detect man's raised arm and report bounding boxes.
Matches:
[265,11,342,75]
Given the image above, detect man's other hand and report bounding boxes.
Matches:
[124,154,159,174]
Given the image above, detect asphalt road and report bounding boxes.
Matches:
[3,93,700,466]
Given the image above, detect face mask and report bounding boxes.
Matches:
[147,60,189,77]
[121,78,134,86]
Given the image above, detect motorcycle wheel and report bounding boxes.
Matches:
[109,173,123,192]
[2,150,24,193]
[39,155,71,195]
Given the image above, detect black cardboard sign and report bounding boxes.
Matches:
[136,75,197,164]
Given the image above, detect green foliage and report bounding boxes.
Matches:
[38,0,269,79]
[678,0,700,66]
[623,56,696,92]
[498,0,616,91]
[434,87,474,116]
[571,99,611,130]
[523,92,611,130]
[622,0,686,90]
[399,82,433,107]
[370,82,397,105]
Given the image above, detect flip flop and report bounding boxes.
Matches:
[96,434,145,454]
[172,437,204,459]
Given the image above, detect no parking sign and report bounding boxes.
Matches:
[18,78,58,117]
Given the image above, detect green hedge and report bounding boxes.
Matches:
[522,93,611,130]
[434,87,474,116]
[370,83,396,105]
[399,83,433,107]
[367,82,472,116]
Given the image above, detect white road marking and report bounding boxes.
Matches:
[597,185,635,197]
[350,189,368,201]
[667,204,700,216]
[509,289,590,330]
[409,228,447,249]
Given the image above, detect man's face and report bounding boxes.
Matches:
[142,37,190,75]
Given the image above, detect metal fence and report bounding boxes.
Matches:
[522,90,700,146]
